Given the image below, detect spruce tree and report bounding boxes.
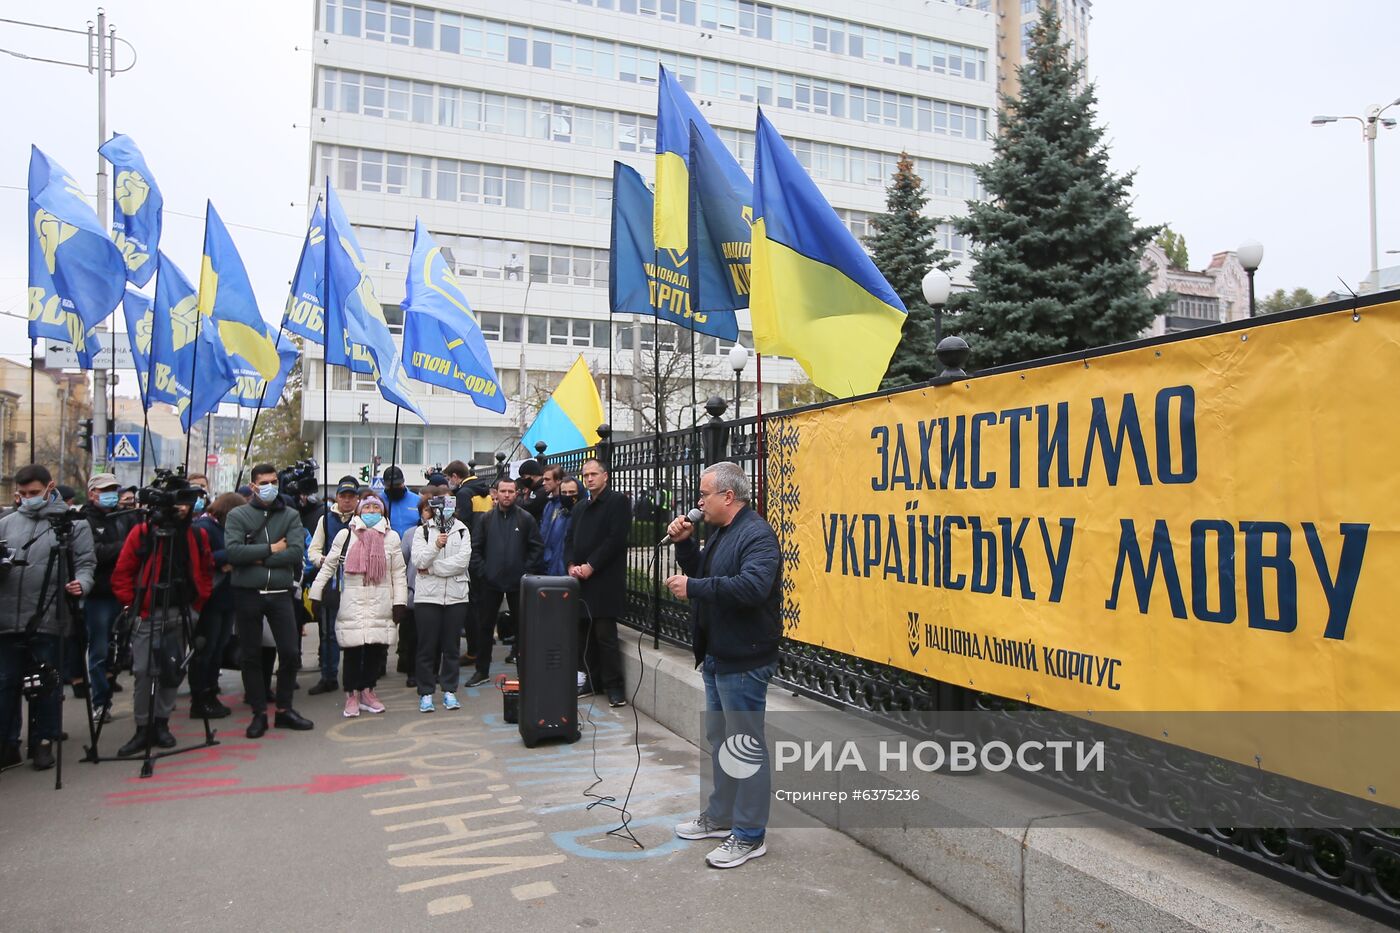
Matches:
[953,8,1168,370]
[865,153,952,388]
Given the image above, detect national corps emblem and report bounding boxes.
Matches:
[115,170,151,215]
[907,611,920,658]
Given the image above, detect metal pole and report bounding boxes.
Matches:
[935,303,944,345]
[1247,270,1257,318]
[90,10,110,477]
[755,352,765,517]
[734,370,740,421]
[1366,118,1379,283]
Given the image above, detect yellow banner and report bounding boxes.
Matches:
[767,300,1400,716]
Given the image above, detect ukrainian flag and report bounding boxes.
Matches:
[750,110,907,397]
[653,65,751,254]
[521,355,605,454]
[199,202,283,385]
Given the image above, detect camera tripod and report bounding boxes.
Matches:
[85,517,219,778]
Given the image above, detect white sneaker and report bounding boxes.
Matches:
[419,695,435,713]
[442,692,460,710]
[705,834,767,869]
[675,812,731,840]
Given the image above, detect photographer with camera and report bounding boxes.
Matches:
[80,472,137,722]
[225,463,313,739]
[110,482,213,756]
[410,492,471,712]
[309,494,407,717]
[0,465,96,771]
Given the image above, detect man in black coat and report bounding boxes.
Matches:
[466,476,543,687]
[564,458,632,706]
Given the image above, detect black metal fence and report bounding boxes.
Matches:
[533,294,1400,927]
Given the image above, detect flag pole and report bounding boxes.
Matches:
[651,247,663,651]
[755,351,765,517]
[108,324,117,468]
[389,405,401,480]
[203,413,212,471]
[28,339,36,462]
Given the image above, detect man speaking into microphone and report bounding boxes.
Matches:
[664,461,781,870]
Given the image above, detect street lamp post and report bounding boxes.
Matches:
[728,344,749,420]
[1312,98,1400,288]
[1237,240,1264,317]
[921,268,952,344]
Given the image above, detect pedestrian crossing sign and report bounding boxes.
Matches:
[109,433,141,462]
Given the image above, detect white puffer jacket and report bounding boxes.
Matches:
[310,517,407,648]
[410,517,472,606]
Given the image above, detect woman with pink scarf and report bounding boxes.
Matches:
[310,495,407,717]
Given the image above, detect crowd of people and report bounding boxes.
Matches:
[0,454,783,871]
[0,455,630,768]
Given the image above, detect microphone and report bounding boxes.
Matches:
[659,508,704,547]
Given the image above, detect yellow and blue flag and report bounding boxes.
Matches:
[750,110,907,397]
[121,288,153,408]
[154,251,236,430]
[653,65,752,256]
[282,203,326,344]
[26,145,125,360]
[323,184,425,421]
[521,355,604,454]
[198,202,294,411]
[401,221,505,413]
[99,134,162,288]
[610,162,738,340]
[687,120,752,318]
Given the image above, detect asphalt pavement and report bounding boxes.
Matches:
[0,656,995,933]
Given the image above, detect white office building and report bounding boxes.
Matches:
[303,0,998,479]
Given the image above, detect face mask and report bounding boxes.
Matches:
[560,495,578,510]
[386,484,406,501]
[20,494,48,513]
[256,484,279,503]
[194,497,207,512]
[361,513,382,528]
[98,491,120,509]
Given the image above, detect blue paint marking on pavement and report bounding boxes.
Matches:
[550,813,697,860]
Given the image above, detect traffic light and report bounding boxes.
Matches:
[359,403,369,425]
[77,418,94,453]
[359,464,370,483]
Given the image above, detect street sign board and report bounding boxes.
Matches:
[44,341,136,371]
[109,433,141,462]
[206,453,220,467]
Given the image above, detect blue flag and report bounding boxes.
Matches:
[688,121,752,319]
[609,163,739,341]
[121,288,153,408]
[282,203,326,344]
[154,252,235,430]
[401,221,505,413]
[27,146,125,358]
[99,134,163,288]
[324,183,425,421]
[198,202,292,410]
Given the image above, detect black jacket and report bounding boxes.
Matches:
[520,484,548,522]
[563,485,632,618]
[469,505,544,593]
[675,506,781,673]
[82,503,137,599]
[453,475,492,540]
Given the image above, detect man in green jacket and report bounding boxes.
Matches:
[224,463,313,739]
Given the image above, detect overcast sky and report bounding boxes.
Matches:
[1,1,1396,380]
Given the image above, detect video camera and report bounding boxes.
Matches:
[138,467,202,527]
[426,495,455,532]
[279,459,320,498]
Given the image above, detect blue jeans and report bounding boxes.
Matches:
[84,595,121,708]
[0,633,62,747]
[702,657,777,843]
